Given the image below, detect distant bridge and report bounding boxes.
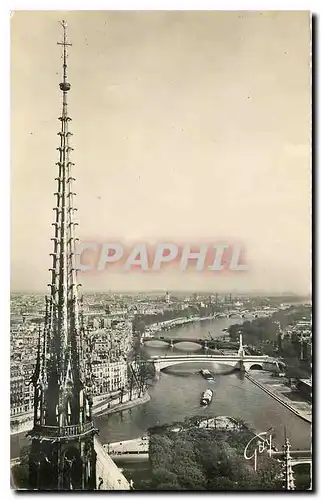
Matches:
[141,336,235,349]
[148,310,276,333]
[103,438,149,463]
[214,310,273,319]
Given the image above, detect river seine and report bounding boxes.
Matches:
[11,317,311,460]
[95,318,311,451]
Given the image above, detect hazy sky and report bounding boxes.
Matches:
[11,10,311,293]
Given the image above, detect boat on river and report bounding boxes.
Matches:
[200,389,213,406]
[200,369,215,381]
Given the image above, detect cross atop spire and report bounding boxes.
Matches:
[57,20,72,92]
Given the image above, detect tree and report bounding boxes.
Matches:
[149,434,174,469]
[208,476,238,490]
[281,340,299,360]
[130,349,154,397]
[146,417,284,491]
[293,464,311,490]
[256,455,284,490]
[262,343,277,357]
[155,481,183,490]
[149,467,179,489]
[175,462,206,490]
[285,361,309,381]
[228,324,240,341]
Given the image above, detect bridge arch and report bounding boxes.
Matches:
[173,341,203,351]
[152,357,239,373]
[247,363,263,371]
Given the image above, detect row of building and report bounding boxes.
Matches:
[10,308,134,417]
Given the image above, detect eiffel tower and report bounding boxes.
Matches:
[27,20,98,490]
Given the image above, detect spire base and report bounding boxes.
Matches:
[28,422,98,441]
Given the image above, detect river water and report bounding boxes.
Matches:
[11,317,311,460]
[96,318,311,450]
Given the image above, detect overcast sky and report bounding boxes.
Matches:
[11,10,311,294]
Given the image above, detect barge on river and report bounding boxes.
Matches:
[200,369,215,381]
[200,389,213,406]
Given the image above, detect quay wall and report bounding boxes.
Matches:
[245,374,311,424]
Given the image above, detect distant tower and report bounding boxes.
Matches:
[165,291,170,305]
[28,21,98,490]
[224,294,233,308]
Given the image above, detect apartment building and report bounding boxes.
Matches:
[10,363,34,416]
[92,360,128,395]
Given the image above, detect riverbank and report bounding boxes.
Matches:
[145,315,216,336]
[104,416,249,462]
[143,308,275,337]
[246,373,312,424]
[94,392,150,417]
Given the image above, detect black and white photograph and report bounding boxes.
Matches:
[10,9,312,491]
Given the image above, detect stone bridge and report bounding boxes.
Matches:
[147,333,274,373]
[214,310,272,319]
[142,336,236,349]
[149,353,272,373]
[103,438,149,463]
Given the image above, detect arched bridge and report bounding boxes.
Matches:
[141,336,236,349]
[214,310,273,319]
[146,334,278,373]
[148,353,272,373]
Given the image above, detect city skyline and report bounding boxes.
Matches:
[11,11,311,294]
[10,289,309,297]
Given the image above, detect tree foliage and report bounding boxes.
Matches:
[228,305,312,377]
[142,418,284,491]
[284,359,310,381]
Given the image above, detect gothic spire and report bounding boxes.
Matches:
[27,21,98,490]
[30,19,94,434]
[52,19,78,365]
